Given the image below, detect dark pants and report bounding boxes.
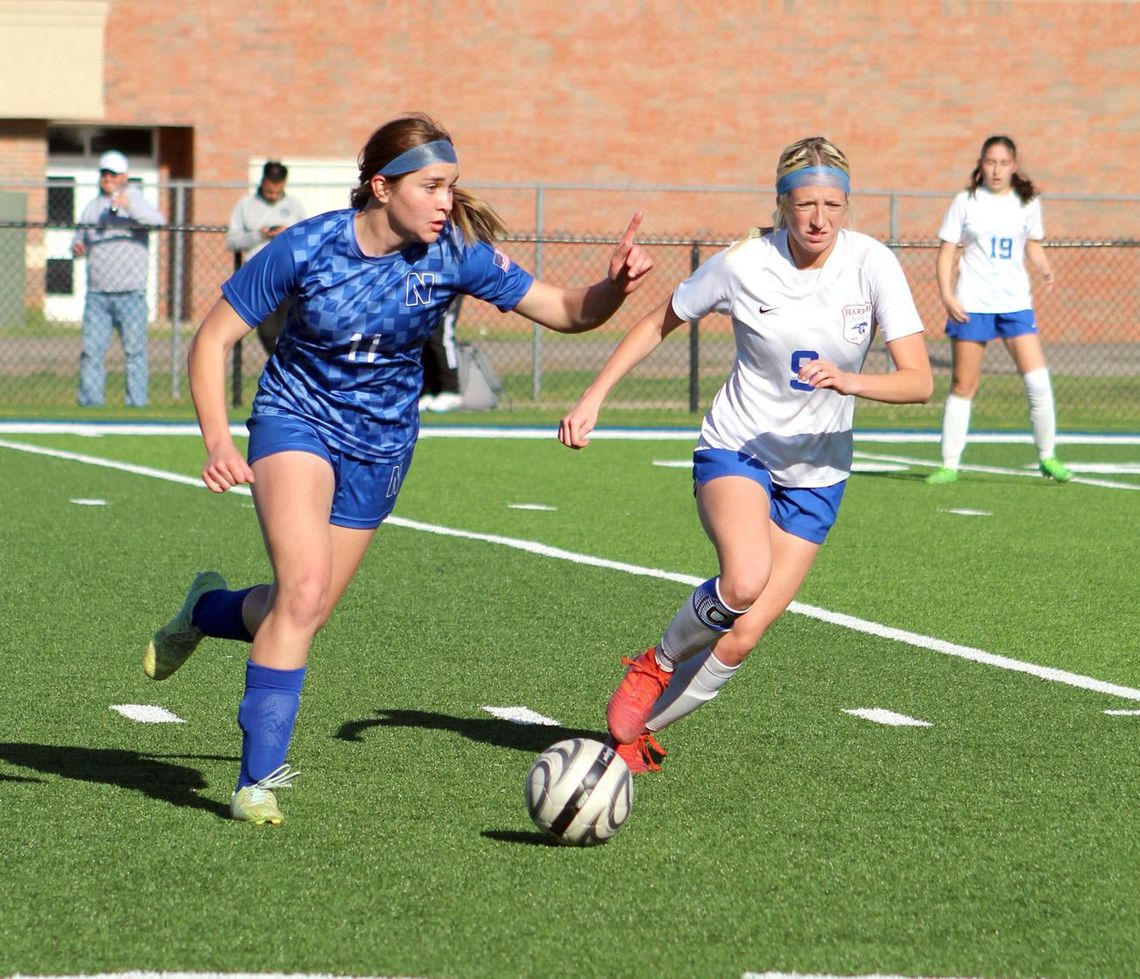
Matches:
[421,297,461,396]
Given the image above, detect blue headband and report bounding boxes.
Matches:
[377,140,458,178]
[776,165,851,196]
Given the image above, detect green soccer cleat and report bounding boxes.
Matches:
[925,467,959,485]
[230,765,299,826]
[1039,457,1073,482]
[143,571,228,680]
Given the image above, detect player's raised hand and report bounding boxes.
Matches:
[608,211,654,295]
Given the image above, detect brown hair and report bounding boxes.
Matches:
[968,135,1038,204]
[772,136,851,230]
[349,113,508,243]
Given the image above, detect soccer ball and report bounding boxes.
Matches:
[525,737,634,845]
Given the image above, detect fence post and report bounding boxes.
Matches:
[169,182,186,399]
[232,251,243,406]
[531,185,545,401]
[688,242,700,412]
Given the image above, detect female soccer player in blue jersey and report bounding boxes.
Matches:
[926,135,1071,484]
[559,136,933,774]
[143,113,653,824]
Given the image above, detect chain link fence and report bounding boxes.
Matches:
[1,180,1137,429]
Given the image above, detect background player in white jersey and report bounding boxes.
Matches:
[927,135,1071,484]
[143,113,654,824]
[559,136,932,773]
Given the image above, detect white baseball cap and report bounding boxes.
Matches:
[98,150,129,174]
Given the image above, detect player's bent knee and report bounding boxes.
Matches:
[274,580,331,631]
[718,569,769,612]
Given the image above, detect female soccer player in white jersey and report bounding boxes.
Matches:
[142,113,653,824]
[927,135,1071,484]
[558,136,933,773]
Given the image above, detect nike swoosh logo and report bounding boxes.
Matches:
[758,304,774,314]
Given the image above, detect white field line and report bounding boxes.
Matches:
[853,449,1140,491]
[3,437,1138,704]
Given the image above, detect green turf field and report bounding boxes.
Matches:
[0,425,1137,979]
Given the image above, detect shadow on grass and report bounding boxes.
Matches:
[0,742,232,818]
[482,828,566,847]
[335,708,605,754]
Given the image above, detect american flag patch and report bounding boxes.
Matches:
[492,248,510,271]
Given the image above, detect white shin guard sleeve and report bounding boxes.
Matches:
[1022,367,1056,459]
[660,577,748,666]
[940,393,972,469]
[646,649,740,733]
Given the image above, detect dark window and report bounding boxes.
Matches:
[47,127,84,156]
[46,258,74,295]
[91,129,153,158]
[47,178,75,223]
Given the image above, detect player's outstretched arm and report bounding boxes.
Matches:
[558,299,685,449]
[187,298,257,493]
[516,212,654,334]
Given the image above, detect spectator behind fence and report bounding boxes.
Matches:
[226,160,307,355]
[71,150,164,407]
[420,295,463,412]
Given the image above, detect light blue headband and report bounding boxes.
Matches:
[377,140,458,178]
[776,165,851,196]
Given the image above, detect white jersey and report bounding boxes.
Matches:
[938,187,1044,313]
[673,228,924,487]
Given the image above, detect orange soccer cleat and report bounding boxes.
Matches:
[615,732,667,774]
[607,648,672,744]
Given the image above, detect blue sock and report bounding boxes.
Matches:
[192,586,255,641]
[236,661,306,790]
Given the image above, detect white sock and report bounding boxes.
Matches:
[646,649,739,733]
[1023,367,1056,459]
[940,394,972,469]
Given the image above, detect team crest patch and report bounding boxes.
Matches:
[492,248,510,271]
[842,303,872,344]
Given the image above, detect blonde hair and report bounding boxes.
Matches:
[350,113,509,244]
[773,136,851,229]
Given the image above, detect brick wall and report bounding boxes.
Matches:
[3,0,1138,239]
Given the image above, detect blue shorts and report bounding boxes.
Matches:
[246,414,413,530]
[946,309,1037,342]
[692,449,846,545]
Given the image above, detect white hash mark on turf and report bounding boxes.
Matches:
[70,498,108,506]
[939,507,993,517]
[844,708,932,727]
[482,706,561,726]
[110,704,186,724]
[1104,709,1140,716]
[507,503,558,511]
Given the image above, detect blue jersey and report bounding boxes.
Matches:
[222,209,534,460]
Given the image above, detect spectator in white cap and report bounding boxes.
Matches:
[71,149,164,406]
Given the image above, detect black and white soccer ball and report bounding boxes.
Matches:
[525,737,634,845]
